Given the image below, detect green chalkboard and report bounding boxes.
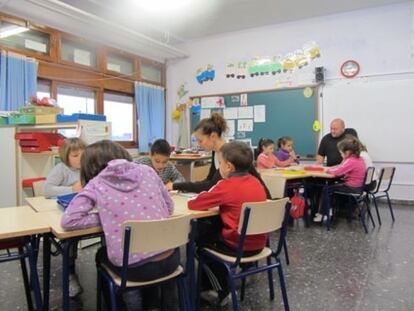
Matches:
[191,87,319,158]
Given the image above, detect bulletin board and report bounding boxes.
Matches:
[191,86,320,158]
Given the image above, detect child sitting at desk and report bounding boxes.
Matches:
[256,138,295,169]
[275,136,299,164]
[313,136,366,222]
[61,140,177,309]
[44,137,86,297]
[44,137,86,197]
[188,141,269,306]
[135,138,185,185]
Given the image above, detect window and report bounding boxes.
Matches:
[36,80,51,99]
[107,53,134,75]
[57,85,96,137]
[0,21,49,56]
[104,92,134,142]
[61,38,96,67]
[57,85,96,114]
[140,62,162,83]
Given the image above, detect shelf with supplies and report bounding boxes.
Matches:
[4,120,112,206]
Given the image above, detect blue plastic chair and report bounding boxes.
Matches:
[96,215,196,311]
[196,198,290,311]
[0,238,37,310]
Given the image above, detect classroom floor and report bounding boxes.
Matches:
[1,203,413,311]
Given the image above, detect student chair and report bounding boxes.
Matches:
[369,167,396,225]
[260,174,292,264]
[0,238,35,310]
[96,215,196,311]
[32,180,45,197]
[196,198,290,311]
[332,167,376,233]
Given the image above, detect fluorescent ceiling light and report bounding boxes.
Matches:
[0,25,29,39]
[133,0,193,13]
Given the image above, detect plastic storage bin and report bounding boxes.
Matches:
[57,113,106,122]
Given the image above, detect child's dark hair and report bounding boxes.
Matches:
[150,139,171,156]
[337,135,362,157]
[220,141,272,199]
[59,137,86,167]
[220,141,253,172]
[277,136,293,148]
[194,112,228,137]
[255,138,274,159]
[80,140,132,186]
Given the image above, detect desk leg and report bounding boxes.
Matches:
[26,236,43,310]
[43,234,51,311]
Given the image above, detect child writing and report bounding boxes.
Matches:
[314,136,366,222]
[44,137,86,297]
[256,138,295,169]
[44,137,86,197]
[61,140,177,309]
[275,136,299,164]
[135,138,185,185]
[188,141,270,305]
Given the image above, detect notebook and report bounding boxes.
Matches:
[57,192,77,209]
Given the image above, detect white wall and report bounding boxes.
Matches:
[166,2,414,201]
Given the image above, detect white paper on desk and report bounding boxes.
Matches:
[238,106,253,119]
[200,109,211,119]
[254,105,266,122]
[178,192,198,198]
[225,119,235,137]
[223,107,238,119]
[237,119,253,132]
[74,49,91,66]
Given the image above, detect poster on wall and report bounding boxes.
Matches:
[201,96,225,109]
[240,94,248,106]
[223,107,238,119]
[254,105,266,122]
[238,106,253,119]
[226,120,236,137]
[237,119,253,132]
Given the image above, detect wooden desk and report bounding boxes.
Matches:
[0,205,50,240]
[259,168,335,180]
[36,192,216,311]
[0,206,50,310]
[170,154,211,182]
[26,196,60,212]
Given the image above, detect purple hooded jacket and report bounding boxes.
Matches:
[61,159,174,266]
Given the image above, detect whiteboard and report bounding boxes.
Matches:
[322,79,414,163]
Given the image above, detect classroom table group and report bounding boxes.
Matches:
[2,168,333,311]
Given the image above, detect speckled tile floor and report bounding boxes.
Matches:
[1,203,413,311]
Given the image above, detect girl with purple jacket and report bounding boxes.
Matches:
[61,140,178,309]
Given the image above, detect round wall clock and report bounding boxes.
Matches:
[341,60,360,78]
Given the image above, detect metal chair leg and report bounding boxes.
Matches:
[371,194,382,225]
[276,260,290,311]
[386,193,395,222]
[283,240,290,265]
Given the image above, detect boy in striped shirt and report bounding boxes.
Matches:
[135,139,185,184]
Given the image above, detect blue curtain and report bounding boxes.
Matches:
[0,51,38,111]
[135,82,165,152]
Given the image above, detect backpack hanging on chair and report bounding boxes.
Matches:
[289,188,305,219]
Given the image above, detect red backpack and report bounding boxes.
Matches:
[289,190,305,219]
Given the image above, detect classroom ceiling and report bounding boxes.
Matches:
[1,0,406,61]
